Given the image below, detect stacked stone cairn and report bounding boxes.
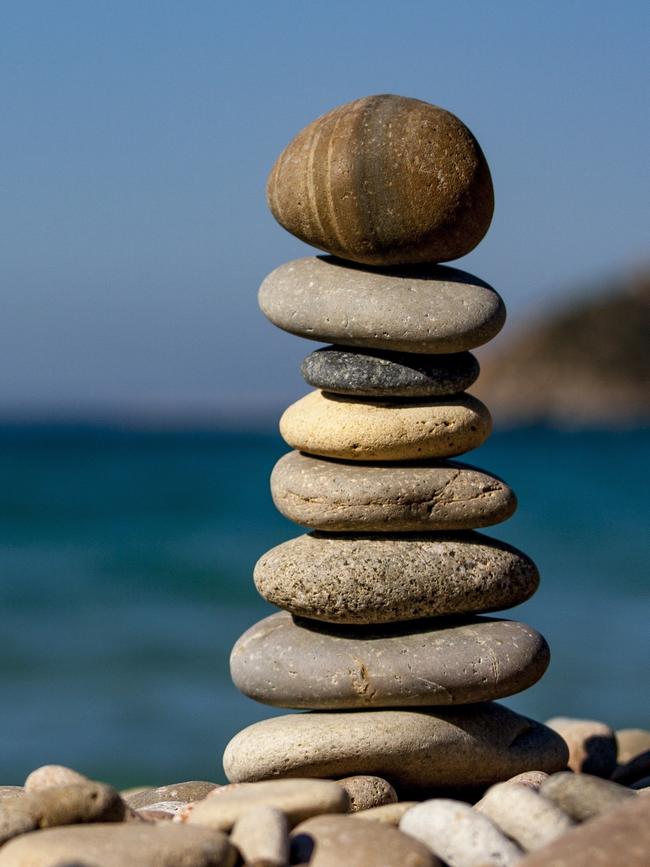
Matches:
[224,94,570,796]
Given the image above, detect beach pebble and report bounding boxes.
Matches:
[280,390,491,461]
[611,751,650,785]
[517,794,650,866]
[259,257,505,354]
[181,779,348,831]
[301,346,480,398]
[400,798,523,866]
[0,803,37,845]
[615,728,650,764]
[223,704,568,789]
[125,781,218,809]
[337,776,398,812]
[476,782,574,851]
[0,788,23,801]
[350,801,420,826]
[546,716,617,777]
[541,771,636,821]
[254,532,539,625]
[230,612,549,709]
[0,823,236,867]
[135,800,186,819]
[230,806,289,867]
[24,764,89,792]
[271,452,516,532]
[267,94,493,266]
[474,771,549,808]
[291,813,437,866]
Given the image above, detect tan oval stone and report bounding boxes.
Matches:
[230,806,289,867]
[230,612,549,707]
[267,94,493,266]
[280,391,491,461]
[337,776,397,812]
[540,772,636,821]
[616,728,650,764]
[259,257,505,354]
[223,704,569,790]
[517,795,650,867]
[0,823,235,867]
[291,814,437,866]
[253,532,539,625]
[545,717,617,778]
[24,765,89,792]
[271,451,516,532]
[125,781,218,809]
[0,789,23,802]
[476,782,574,851]
[182,779,348,831]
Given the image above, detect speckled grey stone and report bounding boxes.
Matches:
[230,611,549,709]
[259,257,506,354]
[253,531,539,625]
[223,704,569,789]
[540,772,636,821]
[301,346,480,397]
[476,783,575,851]
[271,452,517,532]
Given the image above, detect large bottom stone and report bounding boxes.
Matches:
[230,612,550,709]
[223,704,568,790]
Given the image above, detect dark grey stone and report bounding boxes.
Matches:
[230,611,550,709]
[301,346,480,397]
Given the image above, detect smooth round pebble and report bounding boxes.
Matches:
[280,390,492,461]
[546,717,617,777]
[271,452,516,532]
[337,776,397,812]
[291,813,437,866]
[400,798,523,867]
[223,704,569,789]
[302,346,480,397]
[230,806,289,867]
[616,728,650,764]
[267,94,493,266]
[474,771,549,808]
[517,795,650,867]
[541,771,636,821]
[260,257,505,354]
[181,779,348,831]
[254,532,539,625]
[0,823,236,867]
[476,782,574,851]
[24,765,89,792]
[230,611,549,708]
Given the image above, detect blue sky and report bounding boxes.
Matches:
[1,1,648,419]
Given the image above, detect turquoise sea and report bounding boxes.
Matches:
[1,425,648,787]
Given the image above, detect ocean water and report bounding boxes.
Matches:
[0,425,648,787]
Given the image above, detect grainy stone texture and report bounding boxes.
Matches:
[0,823,236,867]
[259,257,505,354]
[474,772,548,808]
[302,346,480,397]
[518,794,650,867]
[230,806,289,867]
[125,781,218,809]
[136,800,185,819]
[291,814,437,866]
[223,704,569,789]
[0,789,23,801]
[541,771,636,821]
[476,782,574,851]
[271,452,516,532]
[351,801,420,826]
[230,611,549,709]
[181,779,348,831]
[267,94,493,266]
[24,765,89,792]
[400,798,523,866]
[616,728,650,764]
[253,532,539,625]
[545,717,617,777]
[337,776,398,812]
[280,390,492,461]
